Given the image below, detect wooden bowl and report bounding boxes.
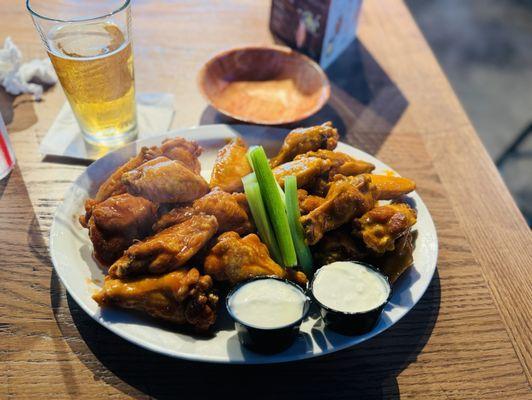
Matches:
[198,45,330,125]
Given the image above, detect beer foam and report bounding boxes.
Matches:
[48,22,126,59]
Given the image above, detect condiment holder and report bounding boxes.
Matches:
[226,262,392,354]
[226,276,311,353]
[310,262,392,336]
[198,45,330,125]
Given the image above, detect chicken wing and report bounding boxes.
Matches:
[354,203,417,253]
[204,232,308,286]
[289,151,375,196]
[209,138,252,193]
[79,149,153,227]
[189,191,253,234]
[298,189,325,215]
[311,227,368,266]
[80,138,202,226]
[109,214,218,278]
[152,207,195,232]
[153,190,253,235]
[369,174,416,200]
[122,156,209,203]
[273,157,333,189]
[90,193,158,234]
[86,194,157,264]
[93,268,218,332]
[270,122,339,167]
[301,174,377,245]
[369,231,415,283]
[295,149,375,177]
[158,137,203,174]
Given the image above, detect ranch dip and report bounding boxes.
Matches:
[228,278,306,329]
[312,261,390,313]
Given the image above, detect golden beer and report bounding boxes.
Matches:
[47,22,137,146]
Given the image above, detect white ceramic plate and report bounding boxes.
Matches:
[50,124,438,364]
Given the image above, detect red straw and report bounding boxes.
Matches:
[0,130,14,168]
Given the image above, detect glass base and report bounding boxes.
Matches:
[0,163,15,181]
[81,123,138,148]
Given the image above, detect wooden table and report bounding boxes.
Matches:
[1,1,531,398]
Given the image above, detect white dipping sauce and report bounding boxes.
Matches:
[312,262,390,313]
[228,279,306,329]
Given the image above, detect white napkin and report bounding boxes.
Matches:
[39,92,175,161]
[0,37,57,100]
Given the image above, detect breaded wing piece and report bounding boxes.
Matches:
[354,203,417,253]
[109,214,218,278]
[93,268,218,332]
[270,122,339,167]
[301,174,377,245]
[122,156,209,203]
[204,232,308,286]
[87,194,158,264]
[209,138,252,193]
[153,190,253,235]
[273,157,333,189]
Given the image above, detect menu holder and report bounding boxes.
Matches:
[270,0,362,69]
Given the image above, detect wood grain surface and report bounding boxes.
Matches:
[1,0,531,399]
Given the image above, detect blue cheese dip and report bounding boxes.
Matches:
[312,261,390,313]
[228,278,307,329]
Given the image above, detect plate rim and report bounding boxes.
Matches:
[49,124,438,364]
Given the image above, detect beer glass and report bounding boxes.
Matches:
[27,0,138,146]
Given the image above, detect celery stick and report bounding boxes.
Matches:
[284,175,314,276]
[242,173,282,264]
[246,146,258,167]
[248,146,297,267]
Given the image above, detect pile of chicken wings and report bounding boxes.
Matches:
[82,122,417,333]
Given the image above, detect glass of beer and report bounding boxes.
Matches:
[27,0,138,147]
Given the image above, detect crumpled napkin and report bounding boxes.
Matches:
[0,37,57,100]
